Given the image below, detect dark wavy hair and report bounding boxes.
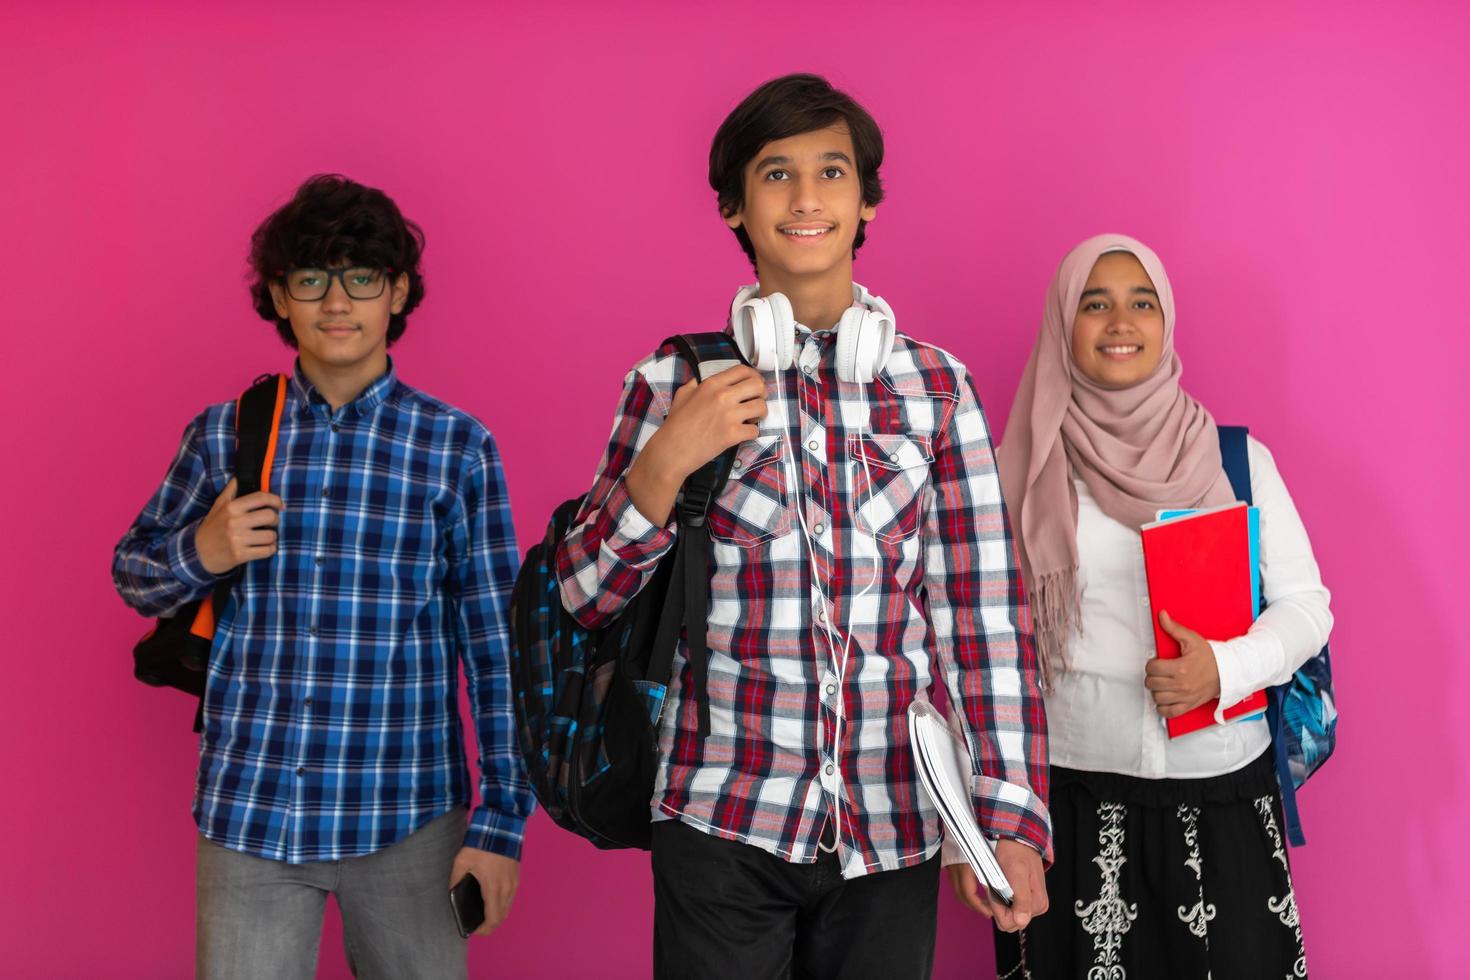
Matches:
[248,174,425,348]
[709,74,885,272]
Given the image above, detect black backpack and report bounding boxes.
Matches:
[132,373,286,731]
[509,334,744,849]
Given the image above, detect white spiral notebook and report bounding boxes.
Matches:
[907,699,1014,906]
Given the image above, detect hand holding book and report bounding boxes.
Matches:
[1143,610,1223,720]
[1140,502,1268,738]
[946,840,1050,933]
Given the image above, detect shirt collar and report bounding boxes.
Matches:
[289,357,398,419]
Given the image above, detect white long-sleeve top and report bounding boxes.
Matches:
[1046,435,1333,779]
[941,435,1334,864]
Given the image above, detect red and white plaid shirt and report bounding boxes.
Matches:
[557,325,1051,877]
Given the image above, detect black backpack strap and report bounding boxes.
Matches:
[189,374,285,731]
[204,374,285,614]
[646,538,689,687]
[234,373,286,496]
[665,333,745,527]
[646,333,747,738]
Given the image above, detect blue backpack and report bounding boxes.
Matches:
[1218,426,1337,846]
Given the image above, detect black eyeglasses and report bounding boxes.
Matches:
[279,266,393,302]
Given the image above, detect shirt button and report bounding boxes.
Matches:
[303,697,314,707]
[825,684,837,696]
[825,763,835,775]
[808,440,819,452]
[803,364,813,374]
[817,611,826,623]
[732,459,743,471]
[321,487,331,498]
[331,423,341,433]
[813,523,825,535]
[308,625,319,636]
[315,556,325,567]
[295,766,306,777]
[889,453,900,463]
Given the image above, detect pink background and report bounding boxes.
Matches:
[2,1,1465,976]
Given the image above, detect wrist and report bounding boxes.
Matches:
[1203,645,1223,700]
[194,526,229,576]
[634,436,692,492]
[996,837,1039,858]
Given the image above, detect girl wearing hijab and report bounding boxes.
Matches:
[975,234,1332,978]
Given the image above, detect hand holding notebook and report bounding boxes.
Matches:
[1146,610,1230,724]
[907,699,1014,906]
[1141,502,1267,738]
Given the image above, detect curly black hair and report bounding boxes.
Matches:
[248,175,425,348]
[709,74,885,272]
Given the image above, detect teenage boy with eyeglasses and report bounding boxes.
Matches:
[113,174,532,980]
[556,74,1052,979]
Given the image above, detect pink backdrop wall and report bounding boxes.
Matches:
[3,1,1465,976]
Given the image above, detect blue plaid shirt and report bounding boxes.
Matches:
[114,362,533,863]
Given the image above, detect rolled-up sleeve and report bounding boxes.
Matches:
[557,367,677,629]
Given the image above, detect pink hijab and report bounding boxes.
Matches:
[997,234,1235,688]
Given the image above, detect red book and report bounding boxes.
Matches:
[1140,503,1267,739]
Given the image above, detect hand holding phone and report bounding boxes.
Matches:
[448,874,485,939]
[448,846,519,937]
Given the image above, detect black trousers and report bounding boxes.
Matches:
[651,818,940,980]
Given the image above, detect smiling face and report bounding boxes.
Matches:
[269,263,409,381]
[1070,251,1167,389]
[723,124,877,288]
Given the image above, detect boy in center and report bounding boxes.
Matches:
[557,74,1051,978]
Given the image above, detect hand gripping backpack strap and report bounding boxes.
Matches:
[1218,425,1306,846]
[645,333,746,738]
[187,374,287,731]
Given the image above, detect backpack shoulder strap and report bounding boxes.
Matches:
[649,333,749,738]
[664,333,748,528]
[196,374,287,633]
[1218,424,1311,846]
[1217,425,1252,505]
[234,373,288,496]
[186,373,288,732]
[665,331,747,383]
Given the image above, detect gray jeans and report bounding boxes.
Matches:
[196,807,468,980]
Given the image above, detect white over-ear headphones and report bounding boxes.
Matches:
[728,283,897,382]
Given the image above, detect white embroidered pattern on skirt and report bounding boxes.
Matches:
[1175,803,1218,943]
[1074,801,1138,980]
[1255,796,1308,979]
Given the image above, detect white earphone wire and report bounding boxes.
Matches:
[820,375,883,858]
[733,284,889,862]
[769,313,884,862]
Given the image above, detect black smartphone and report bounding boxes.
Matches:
[448,874,485,939]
